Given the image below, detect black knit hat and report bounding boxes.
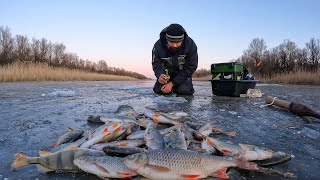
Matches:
[166,24,185,42]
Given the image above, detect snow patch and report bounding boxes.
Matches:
[41,89,76,97]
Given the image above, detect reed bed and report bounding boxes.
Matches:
[0,62,137,82]
[257,70,320,86]
[193,70,319,86]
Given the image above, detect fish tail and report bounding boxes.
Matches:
[12,153,30,169]
[226,131,237,136]
[235,156,259,170]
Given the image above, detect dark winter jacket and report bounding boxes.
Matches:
[152,26,198,86]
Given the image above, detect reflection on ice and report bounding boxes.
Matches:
[256,83,283,87]
[41,89,76,97]
[153,96,188,104]
[301,127,320,140]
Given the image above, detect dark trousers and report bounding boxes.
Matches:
[153,78,195,95]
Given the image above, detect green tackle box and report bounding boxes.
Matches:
[211,62,244,80]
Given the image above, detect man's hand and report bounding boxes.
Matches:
[161,82,173,93]
[158,74,170,84]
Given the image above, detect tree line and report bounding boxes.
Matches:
[0,26,148,79]
[193,37,320,78]
[237,38,320,77]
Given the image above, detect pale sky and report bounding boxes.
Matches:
[1,0,319,78]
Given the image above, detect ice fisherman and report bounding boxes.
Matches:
[152,23,198,95]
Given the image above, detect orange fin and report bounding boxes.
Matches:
[212,168,229,179]
[153,118,159,123]
[117,171,133,178]
[116,126,123,132]
[181,174,200,179]
[103,127,109,133]
[39,151,52,156]
[154,113,160,117]
[207,139,214,146]
[68,146,80,150]
[12,153,29,169]
[112,123,120,129]
[221,149,231,153]
[226,131,237,136]
[118,142,129,147]
[50,143,57,147]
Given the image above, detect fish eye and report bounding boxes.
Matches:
[128,155,135,160]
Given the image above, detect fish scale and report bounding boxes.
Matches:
[74,155,137,179]
[124,149,256,180]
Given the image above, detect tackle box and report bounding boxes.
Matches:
[210,62,257,97]
[211,62,244,80]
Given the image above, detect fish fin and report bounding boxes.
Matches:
[69,146,80,150]
[226,131,237,136]
[112,123,120,129]
[180,174,200,179]
[207,139,214,146]
[117,171,134,178]
[50,143,57,147]
[11,153,29,169]
[235,155,259,170]
[212,168,229,179]
[136,119,149,127]
[87,130,93,139]
[39,151,52,156]
[94,163,110,174]
[145,164,171,172]
[36,165,54,173]
[103,127,109,133]
[153,118,159,123]
[118,142,129,147]
[239,143,255,151]
[67,127,74,132]
[154,113,160,117]
[215,128,222,132]
[116,126,123,132]
[221,149,231,153]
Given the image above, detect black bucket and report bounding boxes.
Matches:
[210,80,258,97]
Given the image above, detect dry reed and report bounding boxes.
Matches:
[0,62,138,82]
[193,70,319,86]
[257,70,320,86]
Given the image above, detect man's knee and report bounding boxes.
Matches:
[153,86,163,95]
[174,84,194,95]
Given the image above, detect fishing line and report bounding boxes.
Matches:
[253,96,277,108]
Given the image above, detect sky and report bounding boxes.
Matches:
[1,0,319,78]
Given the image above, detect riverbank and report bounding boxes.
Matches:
[193,70,320,86]
[0,62,138,82]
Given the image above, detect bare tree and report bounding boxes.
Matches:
[39,38,49,63]
[296,48,308,70]
[15,35,31,62]
[240,38,267,71]
[97,60,108,73]
[277,40,298,72]
[0,26,15,65]
[52,43,66,67]
[306,38,320,71]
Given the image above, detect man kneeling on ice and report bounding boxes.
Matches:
[152,23,198,95]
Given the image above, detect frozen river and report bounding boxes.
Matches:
[0,80,319,179]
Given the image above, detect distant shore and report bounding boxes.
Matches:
[1,62,319,85]
[0,62,138,82]
[192,70,320,86]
